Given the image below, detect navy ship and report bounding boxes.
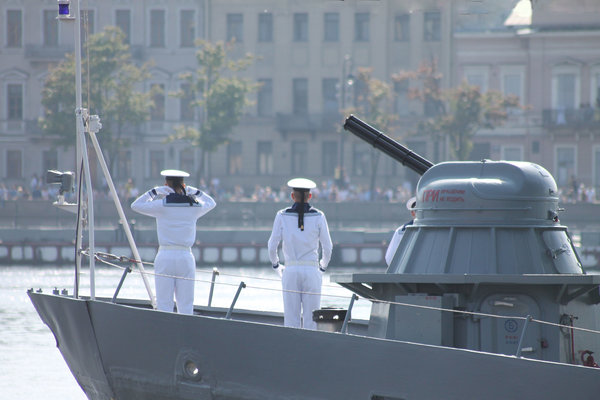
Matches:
[29,115,600,399]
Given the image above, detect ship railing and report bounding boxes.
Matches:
[81,250,600,362]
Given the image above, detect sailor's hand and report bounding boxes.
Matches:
[273,263,285,278]
[319,260,326,274]
[185,185,200,196]
[153,186,171,196]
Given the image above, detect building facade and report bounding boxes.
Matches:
[1,0,599,199]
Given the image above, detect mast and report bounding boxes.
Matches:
[57,0,155,306]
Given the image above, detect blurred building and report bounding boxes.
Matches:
[1,0,600,197]
[454,0,600,193]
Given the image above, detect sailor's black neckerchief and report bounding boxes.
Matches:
[165,192,198,206]
[401,219,414,232]
[286,201,314,231]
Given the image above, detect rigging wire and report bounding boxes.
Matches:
[80,249,600,338]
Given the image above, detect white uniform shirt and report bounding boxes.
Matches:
[268,205,333,270]
[131,186,216,248]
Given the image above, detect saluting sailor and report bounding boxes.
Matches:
[268,178,333,329]
[131,169,216,314]
[385,196,416,266]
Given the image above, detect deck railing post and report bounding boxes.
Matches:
[112,265,132,303]
[341,294,359,334]
[226,281,246,319]
[208,267,219,307]
[516,315,533,357]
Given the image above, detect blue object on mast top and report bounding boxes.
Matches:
[58,3,70,16]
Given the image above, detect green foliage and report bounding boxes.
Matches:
[350,67,396,199]
[40,26,151,158]
[169,40,258,176]
[393,61,521,161]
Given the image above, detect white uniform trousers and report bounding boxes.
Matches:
[281,264,322,329]
[154,249,196,315]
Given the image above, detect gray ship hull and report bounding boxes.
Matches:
[29,292,600,400]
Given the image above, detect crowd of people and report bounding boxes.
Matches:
[2,173,600,206]
[0,174,418,205]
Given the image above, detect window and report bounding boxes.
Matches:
[294,13,308,42]
[7,10,22,48]
[180,10,195,47]
[180,83,195,121]
[6,150,22,179]
[257,79,273,117]
[552,69,578,110]
[291,141,308,174]
[594,148,600,196]
[424,11,441,41]
[227,141,243,175]
[394,80,410,115]
[324,13,339,42]
[7,84,23,120]
[150,84,165,121]
[149,150,165,177]
[501,146,523,161]
[257,141,273,175]
[115,10,131,44]
[353,143,370,177]
[502,72,522,100]
[42,150,58,173]
[43,10,59,47]
[114,150,131,180]
[555,146,576,187]
[592,68,600,108]
[394,14,410,41]
[150,10,166,47]
[322,141,338,176]
[293,78,308,115]
[258,13,273,42]
[180,148,194,173]
[80,10,95,49]
[355,13,370,42]
[322,78,339,113]
[463,66,488,92]
[227,13,243,42]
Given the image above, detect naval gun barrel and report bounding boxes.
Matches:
[343,115,434,176]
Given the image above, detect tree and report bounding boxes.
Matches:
[348,67,396,200]
[40,26,152,172]
[393,60,520,161]
[169,40,258,181]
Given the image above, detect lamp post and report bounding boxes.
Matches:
[338,55,354,185]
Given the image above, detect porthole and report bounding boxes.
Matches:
[183,360,201,381]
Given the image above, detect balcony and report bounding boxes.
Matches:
[276,112,342,136]
[542,108,600,130]
[24,45,72,62]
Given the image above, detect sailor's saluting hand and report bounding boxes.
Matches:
[150,185,172,197]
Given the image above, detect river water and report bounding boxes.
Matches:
[0,264,377,400]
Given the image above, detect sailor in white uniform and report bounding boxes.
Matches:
[385,196,416,266]
[268,178,333,329]
[131,169,216,314]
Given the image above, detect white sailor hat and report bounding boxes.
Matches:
[160,169,190,178]
[287,178,316,192]
[406,196,417,210]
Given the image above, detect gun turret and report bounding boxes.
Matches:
[343,115,433,176]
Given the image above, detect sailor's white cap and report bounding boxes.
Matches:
[160,169,190,178]
[406,196,417,210]
[287,178,316,191]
